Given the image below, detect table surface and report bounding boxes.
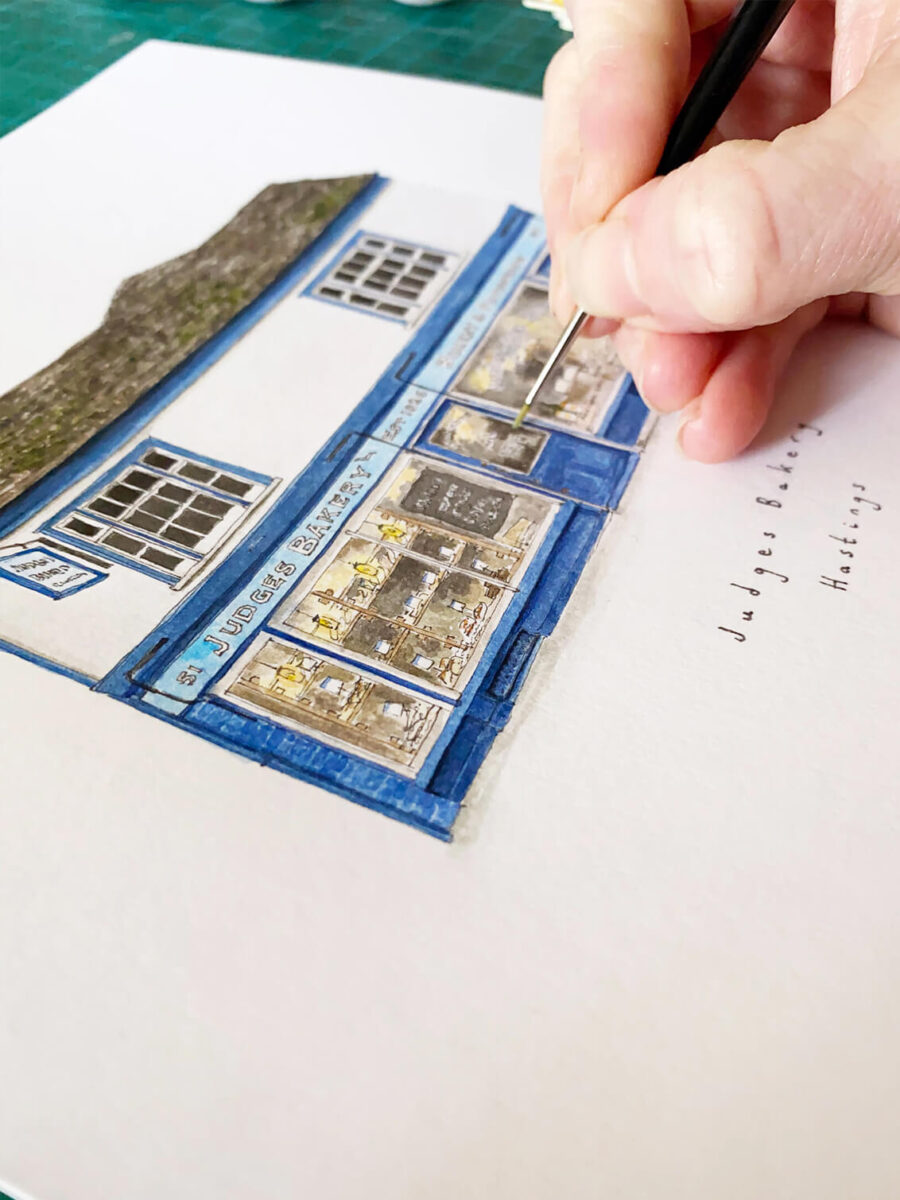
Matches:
[0,0,566,137]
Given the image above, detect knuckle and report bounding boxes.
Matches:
[673,151,782,327]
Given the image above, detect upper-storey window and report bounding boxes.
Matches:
[308,233,459,325]
[46,440,274,586]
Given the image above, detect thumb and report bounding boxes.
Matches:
[565,49,900,334]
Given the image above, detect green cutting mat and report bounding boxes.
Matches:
[0,0,566,137]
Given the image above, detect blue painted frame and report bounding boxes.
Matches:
[102,209,540,699]
[41,437,274,585]
[414,398,639,510]
[0,189,650,840]
[439,272,641,448]
[0,635,97,687]
[99,207,629,838]
[532,252,552,279]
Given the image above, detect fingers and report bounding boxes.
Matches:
[566,0,693,228]
[716,59,831,143]
[564,0,832,231]
[541,43,581,321]
[565,47,900,334]
[614,325,724,412]
[679,301,827,461]
[614,303,827,461]
[541,42,580,259]
[868,295,900,339]
[831,0,890,97]
[540,42,620,334]
[762,0,835,72]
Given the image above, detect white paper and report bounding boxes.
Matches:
[1,43,899,1200]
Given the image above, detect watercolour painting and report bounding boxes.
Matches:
[0,173,653,839]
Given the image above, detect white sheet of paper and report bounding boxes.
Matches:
[1,42,899,1200]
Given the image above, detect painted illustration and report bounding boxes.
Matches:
[0,176,373,511]
[0,543,105,599]
[0,174,651,839]
[426,404,548,474]
[453,280,628,433]
[45,439,275,586]
[352,454,559,587]
[220,635,449,773]
[273,535,511,696]
[308,232,460,325]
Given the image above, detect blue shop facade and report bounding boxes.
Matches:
[0,176,651,838]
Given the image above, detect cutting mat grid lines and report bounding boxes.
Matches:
[0,0,567,137]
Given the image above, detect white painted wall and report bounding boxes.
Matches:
[0,179,507,679]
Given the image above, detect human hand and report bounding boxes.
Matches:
[543,0,900,461]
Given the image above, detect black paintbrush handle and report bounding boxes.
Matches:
[657,0,797,176]
[516,0,798,423]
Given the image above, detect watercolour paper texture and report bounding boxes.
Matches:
[2,43,900,1200]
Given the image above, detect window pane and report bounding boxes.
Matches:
[178,462,216,484]
[164,525,201,549]
[126,510,165,534]
[103,530,143,556]
[142,451,178,471]
[107,483,141,505]
[158,483,191,502]
[88,498,125,518]
[190,494,231,517]
[66,516,101,538]
[174,509,217,535]
[123,469,157,491]
[141,546,183,571]
[212,474,252,498]
[141,496,179,520]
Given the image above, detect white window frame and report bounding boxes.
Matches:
[312,233,460,326]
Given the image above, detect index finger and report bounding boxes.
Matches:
[566,0,729,227]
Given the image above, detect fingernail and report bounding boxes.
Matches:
[567,217,644,320]
[549,266,575,325]
[612,324,649,400]
[677,400,704,458]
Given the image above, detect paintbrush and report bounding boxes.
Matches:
[512,0,797,429]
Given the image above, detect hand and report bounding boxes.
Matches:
[543,0,900,461]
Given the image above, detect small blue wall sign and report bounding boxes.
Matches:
[0,546,106,599]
